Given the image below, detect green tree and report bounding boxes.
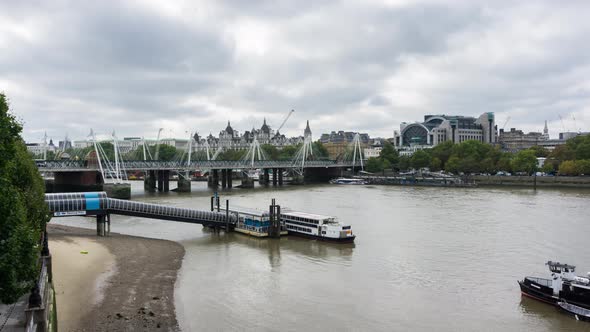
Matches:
[312,141,329,159]
[430,141,454,168]
[278,145,299,160]
[261,144,279,160]
[511,150,537,174]
[430,157,442,172]
[365,157,385,173]
[575,160,590,175]
[528,145,549,157]
[379,141,399,166]
[397,155,411,171]
[0,93,49,303]
[445,156,461,174]
[410,150,431,169]
[496,153,513,173]
[149,144,177,161]
[559,160,578,175]
[540,162,554,174]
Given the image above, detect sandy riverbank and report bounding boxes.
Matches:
[47,224,185,331]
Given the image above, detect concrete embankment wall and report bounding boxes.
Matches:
[472,175,590,188]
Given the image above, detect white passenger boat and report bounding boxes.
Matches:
[280,210,355,243]
[329,178,367,185]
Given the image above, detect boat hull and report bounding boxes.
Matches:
[518,280,558,305]
[288,231,356,243]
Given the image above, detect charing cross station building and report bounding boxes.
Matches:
[393,113,497,155]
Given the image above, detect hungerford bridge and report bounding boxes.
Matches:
[37,133,366,195]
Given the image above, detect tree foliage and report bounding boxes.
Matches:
[0,93,49,303]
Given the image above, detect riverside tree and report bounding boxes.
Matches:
[0,93,50,303]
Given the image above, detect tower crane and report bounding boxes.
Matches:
[276,109,295,134]
[559,114,567,133]
[501,116,511,131]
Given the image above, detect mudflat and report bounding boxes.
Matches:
[48,224,185,331]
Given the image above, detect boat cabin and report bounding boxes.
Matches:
[547,261,576,274]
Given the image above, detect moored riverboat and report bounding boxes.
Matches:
[518,261,590,309]
[329,178,367,185]
[280,210,355,243]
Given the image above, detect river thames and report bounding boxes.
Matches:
[53,181,590,331]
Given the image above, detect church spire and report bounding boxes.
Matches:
[304,120,312,138]
[544,120,548,134]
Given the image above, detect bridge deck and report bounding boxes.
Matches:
[36,160,354,172]
[46,192,235,226]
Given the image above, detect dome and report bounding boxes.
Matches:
[225,121,234,136]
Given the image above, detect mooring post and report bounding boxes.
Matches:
[226,199,230,232]
[106,213,111,236]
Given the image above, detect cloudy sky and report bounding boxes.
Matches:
[2,0,590,142]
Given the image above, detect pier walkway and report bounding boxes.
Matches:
[45,192,236,232]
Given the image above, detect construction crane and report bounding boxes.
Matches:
[572,114,580,133]
[501,116,511,131]
[276,109,295,134]
[559,114,566,133]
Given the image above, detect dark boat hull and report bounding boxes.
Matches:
[519,280,590,310]
[518,280,558,305]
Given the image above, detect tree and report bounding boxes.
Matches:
[528,145,549,157]
[540,162,554,174]
[365,157,385,173]
[379,141,399,166]
[397,155,411,171]
[496,153,513,173]
[511,150,537,174]
[576,160,590,175]
[430,141,454,168]
[430,157,442,172]
[261,144,279,160]
[149,144,177,161]
[410,149,431,169]
[559,160,578,176]
[445,156,461,174]
[312,141,329,159]
[0,93,49,303]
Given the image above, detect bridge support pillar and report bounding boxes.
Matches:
[157,170,164,192]
[272,168,278,186]
[278,168,284,185]
[163,170,170,192]
[261,168,270,185]
[227,169,232,188]
[208,169,219,188]
[177,177,191,192]
[221,169,227,188]
[145,170,156,192]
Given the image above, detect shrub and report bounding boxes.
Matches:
[0,93,49,303]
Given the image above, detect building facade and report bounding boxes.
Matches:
[393,113,497,153]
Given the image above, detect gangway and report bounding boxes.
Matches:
[45,192,237,234]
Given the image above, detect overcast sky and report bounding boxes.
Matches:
[2,0,590,142]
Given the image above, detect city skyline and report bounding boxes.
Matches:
[2,1,590,142]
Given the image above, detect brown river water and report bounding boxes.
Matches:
[53,181,590,331]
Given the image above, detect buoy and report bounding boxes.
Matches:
[80,251,89,254]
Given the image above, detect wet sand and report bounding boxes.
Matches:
[48,224,185,331]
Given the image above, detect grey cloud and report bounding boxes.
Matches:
[1,0,589,141]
